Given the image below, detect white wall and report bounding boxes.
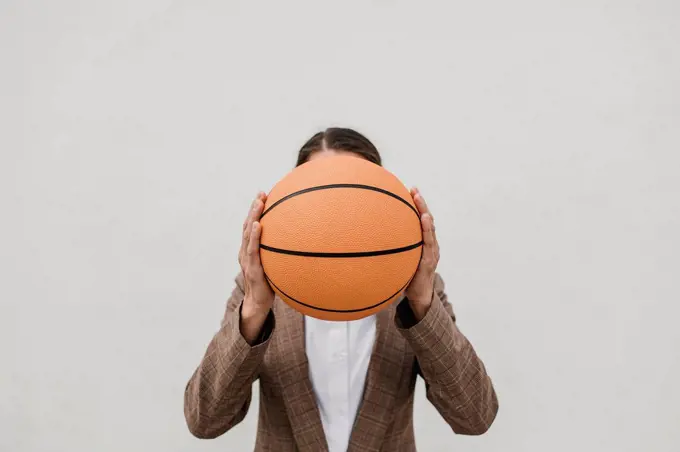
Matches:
[2,1,679,451]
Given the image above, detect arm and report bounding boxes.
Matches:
[184,273,275,439]
[183,273,275,439]
[184,193,275,438]
[400,188,498,434]
[396,273,499,435]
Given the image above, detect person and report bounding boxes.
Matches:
[184,128,499,451]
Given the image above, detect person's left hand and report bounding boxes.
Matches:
[404,187,440,320]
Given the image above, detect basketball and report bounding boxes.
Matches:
[259,154,423,321]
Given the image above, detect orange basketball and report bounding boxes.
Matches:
[259,154,423,321]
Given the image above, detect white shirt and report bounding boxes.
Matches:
[304,314,377,452]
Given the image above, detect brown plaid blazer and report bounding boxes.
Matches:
[184,273,498,451]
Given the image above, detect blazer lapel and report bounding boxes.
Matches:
[348,303,411,452]
[273,299,328,452]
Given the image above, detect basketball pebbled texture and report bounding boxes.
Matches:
[259,154,423,321]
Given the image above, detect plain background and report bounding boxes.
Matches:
[2,0,679,451]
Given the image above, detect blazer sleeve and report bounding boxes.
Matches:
[395,273,499,435]
[184,273,275,439]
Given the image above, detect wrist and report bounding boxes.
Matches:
[240,297,271,345]
[242,296,271,319]
[406,286,434,321]
[408,298,432,322]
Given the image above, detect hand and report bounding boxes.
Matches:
[238,192,275,343]
[404,187,440,321]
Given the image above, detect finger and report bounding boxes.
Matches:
[430,212,437,241]
[258,193,269,218]
[252,199,265,228]
[413,192,432,220]
[421,213,436,247]
[244,199,264,242]
[420,213,440,268]
[247,221,263,269]
[240,199,263,265]
[239,228,247,267]
[243,199,255,232]
[243,195,265,232]
[410,187,419,208]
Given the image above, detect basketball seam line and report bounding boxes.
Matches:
[259,183,420,219]
[259,241,423,258]
[263,263,419,313]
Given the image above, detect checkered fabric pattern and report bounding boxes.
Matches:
[184,273,498,451]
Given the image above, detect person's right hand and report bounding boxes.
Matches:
[238,192,275,343]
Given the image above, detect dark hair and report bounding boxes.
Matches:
[296,127,382,167]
